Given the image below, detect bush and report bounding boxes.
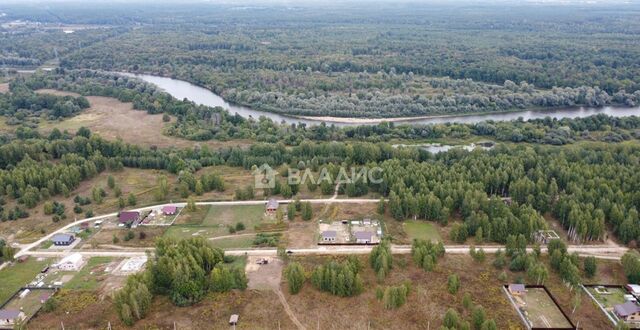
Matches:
[235,222,245,231]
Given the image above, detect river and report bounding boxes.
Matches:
[124,73,640,127]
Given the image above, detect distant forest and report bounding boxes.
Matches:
[2,2,640,118]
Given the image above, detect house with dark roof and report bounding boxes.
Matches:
[0,309,26,328]
[614,301,640,322]
[508,284,526,296]
[321,230,337,242]
[119,211,140,225]
[354,231,373,244]
[162,205,177,215]
[51,233,75,246]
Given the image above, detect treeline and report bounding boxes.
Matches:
[114,237,246,325]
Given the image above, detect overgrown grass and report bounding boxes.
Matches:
[0,258,49,302]
[64,257,113,291]
[404,220,442,242]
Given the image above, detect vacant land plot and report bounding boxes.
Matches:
[0,259,49,302]
[31,290,295,329]
[64,257,114,291]
[246,256,283,290]
[168,205,270,249]
[83,227,165,248]
[513,287,573,329]
[404,220,442,242]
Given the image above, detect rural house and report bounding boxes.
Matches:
[614,301,640,322]
[508,284,526,296]
[266,199,279,214]
[321,230,337,242]
[162,205,177,215]
[354,231,373,244]
[119,211,140,225]
[51,233,75,246]
[0,309,25,328]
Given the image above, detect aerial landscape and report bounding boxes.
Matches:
[1,0,640,329]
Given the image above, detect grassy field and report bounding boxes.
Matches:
[64,257,113,291]
[403,220,442,242]
[166,205,269,248]
[0,259,49,303]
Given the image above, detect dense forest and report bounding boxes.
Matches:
[2,2,640,118]
[1,125,639,245]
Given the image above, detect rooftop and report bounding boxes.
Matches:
[266,199,278,209]
[51,233,74,242]
[354,231,373,240]
[508,284,526,292]
[162,205,177,213]
[119,211,140,222]
[322,230,337,238]
[615,301,640,317]
[0,309,22,320]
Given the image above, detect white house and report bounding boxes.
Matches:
[56,253,84,271]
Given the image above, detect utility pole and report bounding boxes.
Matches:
[60,321,65,330]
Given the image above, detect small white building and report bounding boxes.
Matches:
[56,253,84,271]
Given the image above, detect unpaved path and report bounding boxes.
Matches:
[275,289,306,330]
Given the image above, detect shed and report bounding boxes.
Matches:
[508,284,526,295]
[321,230,337,242]
[266,199,278,213]
[51,233,75,246]
[119,211,140,224]
[354,231,373,244]
[229,314,239,325]
[626,284,640,297]
[162,205,177,215]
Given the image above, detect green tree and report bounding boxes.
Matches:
[127,193,137,206]
[448,274,460,294]
[584,256,597,278]
[301,202,313,220]
[287,202,296,221]
[285,262,305,294]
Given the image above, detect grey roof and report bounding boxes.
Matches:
[266,199,278,209]
[508,284,526,292]
[0,309,21,320]
[615,301,640,317]
[51,233,74,242]
[354,231,373,240]
[322,230,337,238]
